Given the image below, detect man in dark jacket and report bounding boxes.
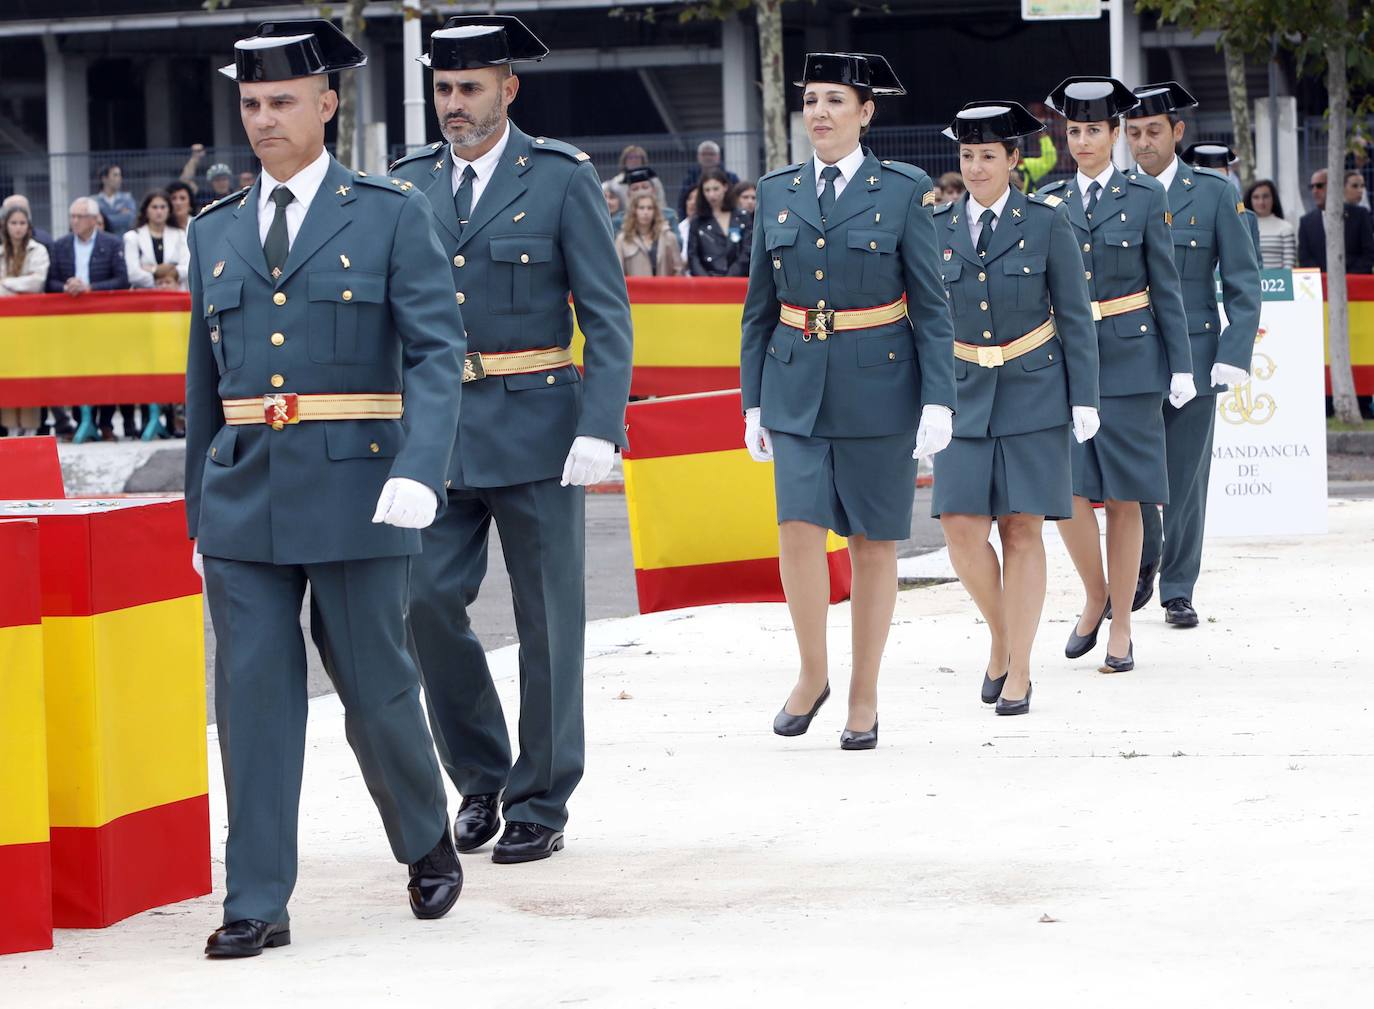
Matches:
[1298,169,1374,273]
[675,140,739,220]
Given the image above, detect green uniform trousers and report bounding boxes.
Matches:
[1140,393,1218,602]
[408,478,586,832]
[204,555,449,925]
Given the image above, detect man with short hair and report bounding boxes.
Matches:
[676,139,739,220]
[1298,168,1374,273]
[198,163,235,210]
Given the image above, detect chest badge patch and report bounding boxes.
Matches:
[212,261,225,278]
[943,249,952,261]
[778,210,789,224]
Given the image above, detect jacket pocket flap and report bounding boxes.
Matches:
[767,327,797,364]
[1172,229,1214,249]
[1003,254,1048,275]
[765,226,799,251]
[940,261,963,282]
[503,365,582,391]
[1115,311,1157,338]
[324,420,403,460]
[308,270,385,303]
[857,333,914,367]
[207,425,238,466]
[1102,229,1145,249]
[203,279,242,317]
[489,235,555,264]
[1019,338,1063,372]
[848,229,898,254]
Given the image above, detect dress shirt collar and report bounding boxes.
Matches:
[452,121,511,185]
[259,147,331,218]
[1076,162,1117,198]
[814,144,866,188]
[967,186,1012,224]
[73,231,95,249]
[1151,154,1180,192]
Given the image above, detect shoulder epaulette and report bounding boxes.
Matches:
[388,142,444,174]
[932,200,954,216]
[1193,167,1230,185]
[531,136,591,162]
[356,174,416,196]
[1038,180,1068,194]
[196,187,250,219]
[877,160,929,185]
[1125,171,1163,191]
[759,163,805,183]
[1026,192,1062,210]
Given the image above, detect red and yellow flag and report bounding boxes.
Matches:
[622,389,852,614]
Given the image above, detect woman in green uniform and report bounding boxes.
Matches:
[1036,78,1194,673]
[931,101,1100,715]
[739,53,957,749]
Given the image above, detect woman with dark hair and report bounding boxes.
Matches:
[731,180,757,215]
[739,52,956,749]
[124,190,190,289]
[93,164,137,236]
[166,181,196,231]
[1245,179,1296,268]
[687,166,751,276]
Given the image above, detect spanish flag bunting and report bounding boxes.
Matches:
[622,389,852,614]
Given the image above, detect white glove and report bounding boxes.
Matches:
[743,407,774,463]
[561,436,616,487]
[1071,405,1101,444]
[1210,362,1249,390]
[191,541,203,578]
[1168,372,1197,410]
[913,404,953,460]
[371,477,439,529]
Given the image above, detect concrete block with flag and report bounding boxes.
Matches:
[0,518,52,955]
[621,389,852,614]
[0,498,211,928]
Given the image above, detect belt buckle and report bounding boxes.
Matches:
[462,352,486,383]
[264,393,299,430]
[976,345,1005,368]
[805,308,835,337]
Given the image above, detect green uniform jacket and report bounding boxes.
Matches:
[390,123,633,489]
[1163,164,1261,390]
[934,187,1099,438]
[184,157,465,565]
[740,150,957,438]
[1039,169,1191,396]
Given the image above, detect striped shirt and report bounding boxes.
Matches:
[1256,214,1297,269]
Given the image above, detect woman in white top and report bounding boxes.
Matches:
[1244,179,1297,269]
[1,205,50,432]
[124,190,190,289]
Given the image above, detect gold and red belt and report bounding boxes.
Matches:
[463,346,573,383]
[953,318,1057,369]
[778,297,907,341]
[1091,289,1150,322]
[222,393,403,429]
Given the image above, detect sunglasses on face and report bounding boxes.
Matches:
[1312,183,1327,189]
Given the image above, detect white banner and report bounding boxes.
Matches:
[1206,267,1328,536]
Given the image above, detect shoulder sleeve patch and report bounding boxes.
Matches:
[922,190,937,207]
[1041,194,1063,208]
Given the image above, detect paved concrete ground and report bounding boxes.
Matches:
[4,498,1369,1005]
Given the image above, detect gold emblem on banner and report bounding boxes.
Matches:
[1219,328,1277,426]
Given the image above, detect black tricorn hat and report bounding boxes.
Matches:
[219,19,366,82]
[942,101,1045,143]
[1045,76,1140,122]
[623,166,659,185]
[1183,142,1235,170]
[793,53,905,97]
[1127,81,1198,119]
[419,15,549,69]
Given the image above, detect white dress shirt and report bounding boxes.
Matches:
[1075,164,1118,211]
[813,145,866,201]
[966,186,1012,248]
[451,121,511,212]
[74,233,95,284]
[257,147,331,249]
[1151,154,1180,193]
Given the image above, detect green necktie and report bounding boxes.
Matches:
[1086,180,1102,221]
[454,164,477,235]
[263,185,293,280]
[819,165,841,223]
[976,208,996,258]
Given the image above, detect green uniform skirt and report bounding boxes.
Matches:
[931,424,1074,520]
[1071,392,1169,505]
[771,429,917,541]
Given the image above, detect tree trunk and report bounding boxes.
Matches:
[1223,39,1255,189]
[335,0,367,169]
[755,0,788,171]
[1325,2,1361,425]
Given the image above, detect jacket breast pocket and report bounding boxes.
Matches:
[1172,228,1214,277]
[308,270,386,364]
[1003,254,1048,310]
[488,235,555,315]
[847,229,898,293]
[1102,228,1145,279]
[203,279,243,372]
[765,226,799,290]
[939,260,963,317]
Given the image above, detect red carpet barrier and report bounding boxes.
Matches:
[0,436,65,499]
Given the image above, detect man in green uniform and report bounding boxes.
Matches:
[391,16,633,864]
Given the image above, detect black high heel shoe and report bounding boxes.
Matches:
[981,670,1007,705]
[1099,641,1134,673]
[839,717,878,750]
[1065,601,1112,659]
[773,682,831,736]
[995,682,1032,716]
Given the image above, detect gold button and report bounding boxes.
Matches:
[520,254,530,264]
[454,255,465,267]
[270,373,285,387]
[1023,267,1030,273]
[773,259,781,270]
[456,292,466,305]
[273,292,286,306]
[1083,243,1091,252]
[1190,240,1197,248]
[980,301,988,311]
[817,300,826,309]
[1140,325,1148,333]
[207,304,214,314]
[869,241,877,251]
[1085,271,1092,280]
[814,270,824,280]
[1205,322,1212,329]
[817,333,828,341]
[271,332,285,346]
[887,351,896,360]
[1048,354,1054,361]
[816,238,825,249]
[978,272,986,281]
[210,447,217,458]
[210,331,219,343]
[369,442,380,454]
[545,374,556,385]
[1121,240,1129,248]
[982,330,992,340]
[342,289,352,302]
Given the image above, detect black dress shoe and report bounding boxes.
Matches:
[839,717,878,750]
[995,682,1032,716]
[1133,558,1160,612]
[408,828,463,919]
[981,670,1007,705]
[772,682,830,736]
[1163,597,1199,628]
[492,821,564,864]
[1099,641,1135,673]
[204,919,290,958]
[454,792,501,853]
[1065,602,1111,659]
